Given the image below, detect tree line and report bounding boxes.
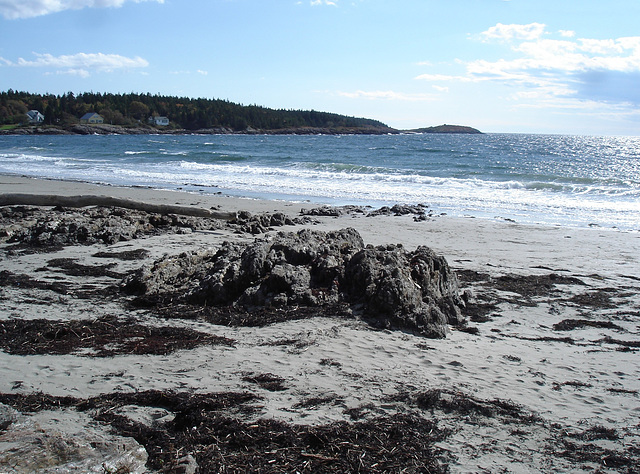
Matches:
[0,90,389,131]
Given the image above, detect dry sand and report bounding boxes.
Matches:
[0,175,639,473]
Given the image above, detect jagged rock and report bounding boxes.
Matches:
[123,228,465,337]
[300,205,368,217]
[0,409,148,473]
[196,228,362,307]
[0,403,22,431]
[230,210,314,234]
[0,206,227,247]
[367,204,429,217]
[0,206,314,250]
[343,245,464,338]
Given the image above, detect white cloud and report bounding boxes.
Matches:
[480,22,546,42]
[169,69,210,76]
[418,24,640,107]
[339,90,437,101]
[4,52,148,76]
[310,0,337,6]
[54,68,90,78]
[0,0,164,20]
[414,73,473,82]
[502,37,640,75]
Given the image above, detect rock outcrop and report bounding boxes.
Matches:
[123,228,465,338]
[0,206,226,246]
[0,205,310,247]
[0,404,148,473]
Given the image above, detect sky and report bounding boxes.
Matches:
[1,0,640,135]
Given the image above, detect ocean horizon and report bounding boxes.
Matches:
[0,132,638,231]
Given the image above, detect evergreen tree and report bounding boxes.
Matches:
[0,89,391,131]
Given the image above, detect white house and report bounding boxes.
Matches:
[80,112,104,124]
[26,110,45,124]
[148,116,170,126]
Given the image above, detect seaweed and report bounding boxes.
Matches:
[568,288,618,309]
[494,273,585,298]
[0,315,234,357]
[553,319,623,331]
[151,303,352,328]
[0,269,71,295]
[93,248,150,260]
[242,373,288,392]
[0,391,449,473]
[44,257,125,278]
[414,389,540,423]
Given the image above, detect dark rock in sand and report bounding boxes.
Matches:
[231,210,315,234]
[343,244,463,337]
[123,228,465,337]
[0,205,226,247]
[367,203,430,218]
[0,403,21,431]
[300,205,369,217]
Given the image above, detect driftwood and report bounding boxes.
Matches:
[0,193,234,220]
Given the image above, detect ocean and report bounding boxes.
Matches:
[0,133,638,231]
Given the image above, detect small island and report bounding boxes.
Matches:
[407,124,482,134]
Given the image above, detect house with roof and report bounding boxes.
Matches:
[148,116,170,126]
[26,110,45,124]
[80,112,104,124]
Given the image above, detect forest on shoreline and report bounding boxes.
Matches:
[0,90,393,133]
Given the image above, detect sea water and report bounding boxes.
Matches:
[0,133,638,231]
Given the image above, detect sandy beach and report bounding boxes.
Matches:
[0,175,639,473]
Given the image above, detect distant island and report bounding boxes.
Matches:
[407,124,482,134]
[1,90,480,135]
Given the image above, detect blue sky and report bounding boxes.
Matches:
[1,0,640,135]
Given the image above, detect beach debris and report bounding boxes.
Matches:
[93,248,150,260]
[0,315,234,357]
[0,391,449,473]
[493,273,585,299]
[123,227,465,338]
[242,372,288,392]
[553,318,623,331]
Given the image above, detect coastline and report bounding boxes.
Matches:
[1,124,399,136]
[1,123,481,136]
[1,175,639,472]
[1,175,637,272]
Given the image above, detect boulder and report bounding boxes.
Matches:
[343,245,464,338]
[0,409,148,473]
[123,228,465,337]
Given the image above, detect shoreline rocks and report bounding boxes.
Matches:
[124,228,465,338]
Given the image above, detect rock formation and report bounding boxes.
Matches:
[124,228,465,338]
